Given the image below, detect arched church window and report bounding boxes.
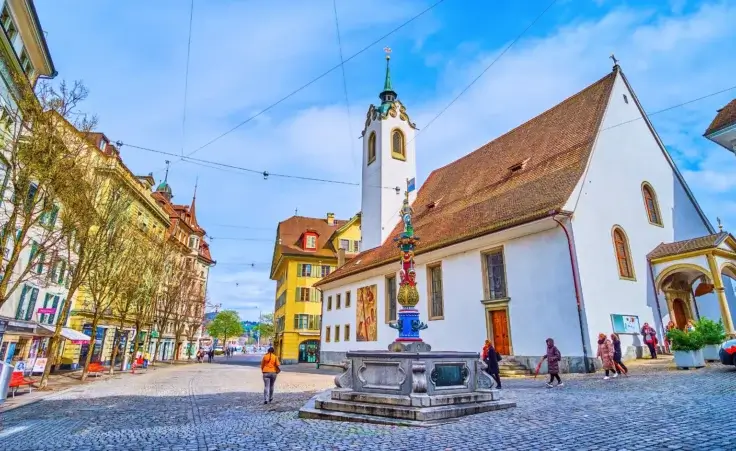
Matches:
[367,132,376,164]
[641,183,662,226]
[612,226,635,280]
[391,129,405,160]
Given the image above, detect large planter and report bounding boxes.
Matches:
[702,344,721,361]
[673,349,705,369]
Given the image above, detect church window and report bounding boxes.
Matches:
[391,129,406,161]
[385,275,397,323]
[334,325,341,342]
[327,295,332,310]
[325,326,331,342]
[427,263,444,320]
[641,183,662,226]
[336,293,341,309]
[367,132,376,165]
[344,324,350,341]
[345,291,351,308]
[612,226,635,280]
[483,249,507,299]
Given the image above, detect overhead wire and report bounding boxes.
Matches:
[332,0,358,172]
[407,0,559,147]
[180,0,195,157]
[117,142,402,191]
[115,80,736,196]
[180,0,447,159]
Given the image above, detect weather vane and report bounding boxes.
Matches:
[610,53,619,66]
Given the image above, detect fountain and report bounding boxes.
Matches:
[299,184,516,426]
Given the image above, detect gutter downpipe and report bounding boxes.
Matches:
[553,212,591,373]
[647,259,668,353]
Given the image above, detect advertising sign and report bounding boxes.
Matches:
[31,358,47,373]
[37,308,56,314]
[611,314,641,335]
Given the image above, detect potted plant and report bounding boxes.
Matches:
[695,318,727,361]
[666,328,705,369]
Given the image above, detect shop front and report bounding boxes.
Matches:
[0,318,54,370]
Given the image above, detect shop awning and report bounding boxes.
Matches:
[39,325,92,343]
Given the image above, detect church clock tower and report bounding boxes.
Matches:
[361,49,418,250]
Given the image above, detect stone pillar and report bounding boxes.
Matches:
[707,254,736,335]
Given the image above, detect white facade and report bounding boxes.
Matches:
[320,68,736,371]
[567,73,719,359]
[360,101,417,250]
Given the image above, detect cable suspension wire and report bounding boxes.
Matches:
[408,0,559,147]
[115,81,736,194]
[182,0,447,159]
[332,0,357,171]
[180,0,195,157]
[118,142,401,190]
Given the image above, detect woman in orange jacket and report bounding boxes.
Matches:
[261,347,281,404]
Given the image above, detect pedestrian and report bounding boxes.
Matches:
[207,349,214,363]
[541,338,563,388]
[610,333,628,376]
[261,346,281,404]
[596,333,615,380]
[640,322,658,359]
[481,339,502,389]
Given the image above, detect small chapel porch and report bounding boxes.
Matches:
[648,231,736,339]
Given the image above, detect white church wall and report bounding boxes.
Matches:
[319,224,581,364]
[569,71,713,359]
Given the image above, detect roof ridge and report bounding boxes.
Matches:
[430,72,616,175]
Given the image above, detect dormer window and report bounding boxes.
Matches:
[100,139,107,152]
[508,158,530,174]
[304,232,318,250]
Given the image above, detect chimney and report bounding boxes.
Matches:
[327,213,335,226]
[337,248,346,268]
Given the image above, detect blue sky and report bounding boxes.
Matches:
[34,0,736,320]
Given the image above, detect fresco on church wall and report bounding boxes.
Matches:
[356,285,378,341]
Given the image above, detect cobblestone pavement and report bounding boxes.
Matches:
[1,361,735,451]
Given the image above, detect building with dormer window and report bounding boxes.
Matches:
[270,213,360,364]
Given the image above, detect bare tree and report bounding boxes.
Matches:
[79,182,137,381]
[0,78,96,313]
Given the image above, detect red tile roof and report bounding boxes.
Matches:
[647,232,729,260]
[317,70,617,287]
[705,99,736,136]
[270,215,348,278]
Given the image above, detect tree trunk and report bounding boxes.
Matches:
[80,314,101,381]
[152,331,162,366]
[38,284,80,389]
[108,326,123,376]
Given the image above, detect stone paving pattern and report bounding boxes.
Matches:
[1,358,735,451]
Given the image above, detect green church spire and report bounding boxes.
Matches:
[379,47,397,106]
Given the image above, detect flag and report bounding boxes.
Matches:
[407,178,416,193]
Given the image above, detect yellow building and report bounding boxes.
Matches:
[60,132,170,368]
[270,213,361,363]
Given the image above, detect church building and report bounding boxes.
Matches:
[315,54,736,372]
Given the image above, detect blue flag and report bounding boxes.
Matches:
[407,178,416,193]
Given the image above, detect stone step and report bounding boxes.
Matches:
[331,390,498,407]
[499,369,529,376]
[315,397,516,422]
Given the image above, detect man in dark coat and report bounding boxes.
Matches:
[482,340,502,389]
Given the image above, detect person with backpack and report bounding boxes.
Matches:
[482,339,503,389]
[261,347,281,404]
[541,338,563,388]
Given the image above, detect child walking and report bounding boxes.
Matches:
[610,333,628,376]
[596,333,615,379]
[541,338,563,388]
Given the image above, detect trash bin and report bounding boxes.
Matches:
[0,360,14,403]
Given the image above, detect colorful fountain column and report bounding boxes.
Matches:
[389,181,430,352]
